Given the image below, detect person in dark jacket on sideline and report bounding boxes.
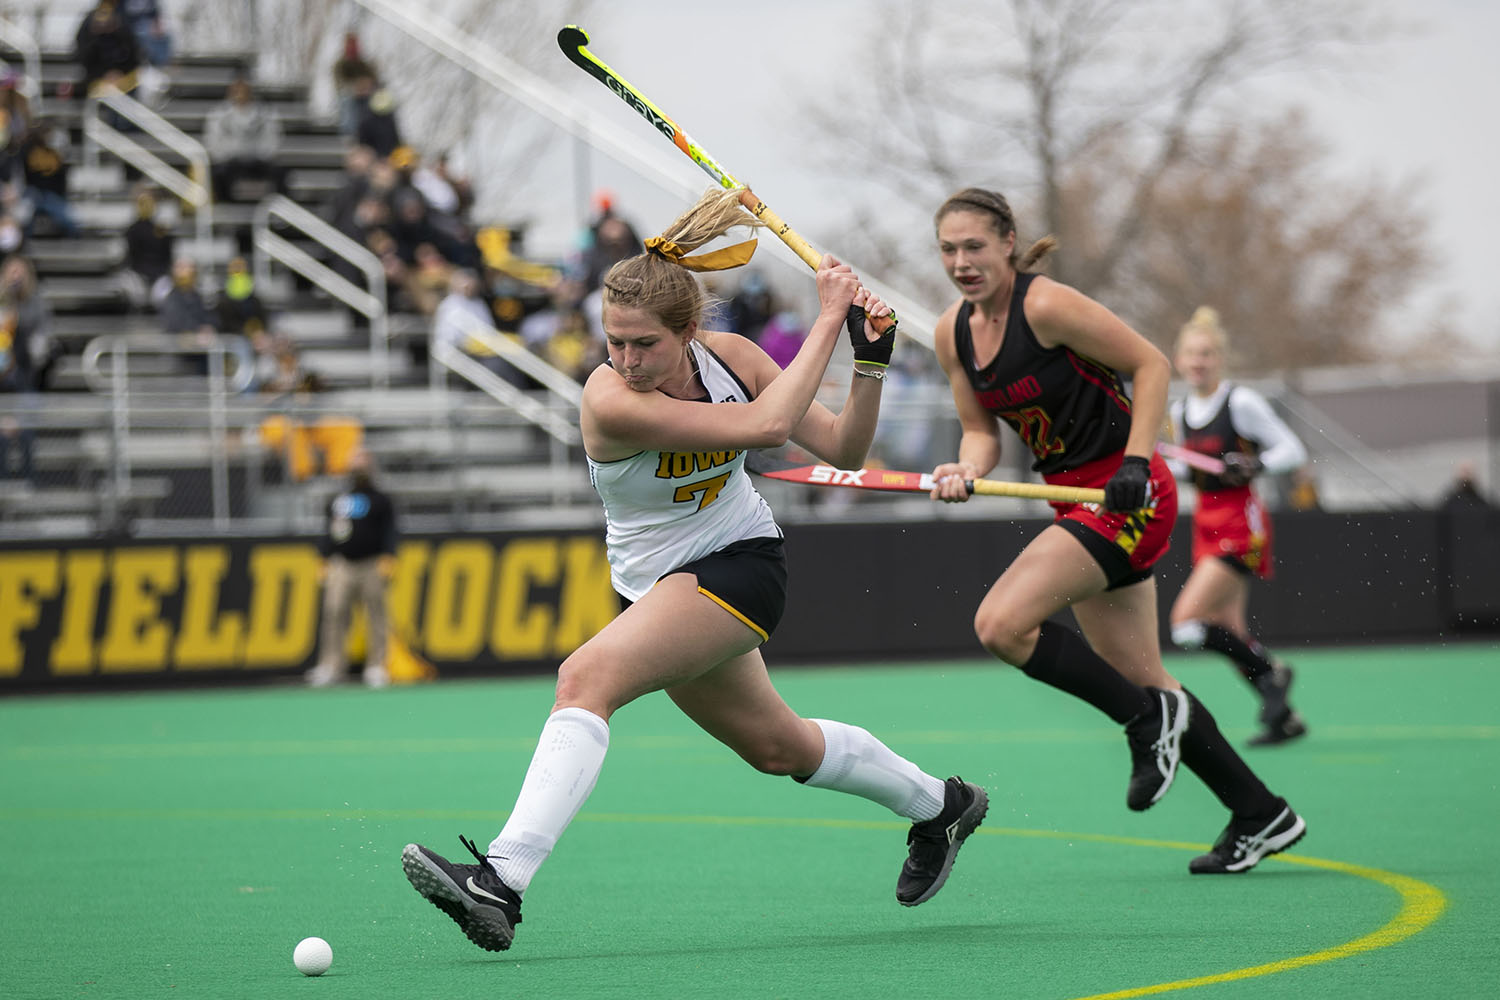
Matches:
[307,448,399,689]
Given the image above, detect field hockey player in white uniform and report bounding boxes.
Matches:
[401,189,988,953]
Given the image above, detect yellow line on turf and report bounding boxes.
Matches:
[1064,852,1447,1000]
[0,805,1446,999]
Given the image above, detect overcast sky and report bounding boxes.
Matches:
[559,0,1500,352]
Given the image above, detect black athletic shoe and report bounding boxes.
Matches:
[897,776,989,906]
[1248,710,1308,746]
[1189,800,1306,874]
[1249,665,1308,746]
[402,836,522,952]
[1124,687,1189,811]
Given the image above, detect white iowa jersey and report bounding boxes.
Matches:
[587,340,781,601]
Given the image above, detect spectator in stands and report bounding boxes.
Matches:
[1286,467,1321,511]
[519,278,601,381]
[356,85,402,158]
[324,145,376,234]
[20,120,81,239]
[247,327,277,390]
[0,70,33,174]
[755,309,808,371]
[74,1,142,99]
[216,256,269,338]
[122,189,175,310]
[0,304,35,482]
[581,200,643,291]
[0,303,27,389]
[410,243,453,313]
[160,256,217,374]
[332,33,378,139]
[204,78,288,203]
[389,187,444,264]
[432,268,525,385]
[729,271,774,342]
[365,227,424,314]
[260,333,325,397]
[412,151,472,222]
[308,447,398,688]
[0,201,23,257]
[119,0,172,68]
[1,255,56,391]
[1439,461,1490,511]
[538,305,599,382]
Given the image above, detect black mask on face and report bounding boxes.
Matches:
[350,471,372,489]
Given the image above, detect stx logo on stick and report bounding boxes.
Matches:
[808,466,867,486]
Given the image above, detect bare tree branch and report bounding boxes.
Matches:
[797,0,1418,366]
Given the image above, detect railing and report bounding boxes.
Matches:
[251,195,391,389]
[430,308,582,445]
[81,88,214,256]
[0,15,42,115]
[79,332,254,530]
[1273,389,1422,509]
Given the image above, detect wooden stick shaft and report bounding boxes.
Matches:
[735,189,821,270]
[970,479,1106,504]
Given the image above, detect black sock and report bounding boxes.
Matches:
[1203,625,1276,684]
[1017,622,1153,725]
[1179,689,1279,818]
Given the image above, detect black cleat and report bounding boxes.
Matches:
[897,776,989,906]
[1249,665,1307,746]
[402,836,522,952]
[1124,687,1189,811]
[1248,710,1308,746]
[1189,800,1306,874]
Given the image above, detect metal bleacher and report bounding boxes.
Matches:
[1,36,596,539]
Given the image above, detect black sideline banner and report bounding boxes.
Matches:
[0,531,619,691]
[1,509,1495,692]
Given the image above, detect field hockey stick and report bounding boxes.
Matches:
[1155,440,1226,476]
[557,24,896,334]
[749,458,1106,505]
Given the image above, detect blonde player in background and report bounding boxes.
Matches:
[400,189,987,953]
[1167,307,1310,745]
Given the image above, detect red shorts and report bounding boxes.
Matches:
[1044,453,1178,588]
[1192,487,1273,579]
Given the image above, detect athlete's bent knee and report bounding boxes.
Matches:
[551,649,616,717]
[974,608,1039,665]
[738,738,807,777]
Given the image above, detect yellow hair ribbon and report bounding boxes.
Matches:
[644,236,758,272]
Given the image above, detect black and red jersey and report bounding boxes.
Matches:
[954,272,1132,474]
[1179,384,1257,493]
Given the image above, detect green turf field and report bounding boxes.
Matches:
[2,643,1496,999]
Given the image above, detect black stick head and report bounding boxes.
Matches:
[557,25,590,58]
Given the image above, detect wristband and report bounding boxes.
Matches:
[847,304,896,366]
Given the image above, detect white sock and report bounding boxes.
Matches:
[488,706,610,895]
[800,718,946,821]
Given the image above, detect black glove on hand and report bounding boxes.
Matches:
[1104,455,1152,511]
[847,304,896,366]
[1220,452,1263,487]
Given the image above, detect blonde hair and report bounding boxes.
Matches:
[602,189,763,335]
[934,187,1057,272]
[1175,305,1229,354]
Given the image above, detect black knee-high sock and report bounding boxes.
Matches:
[1017,622,1154,725]
[1179,689,1280,817]
[1203,625,1276,684]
